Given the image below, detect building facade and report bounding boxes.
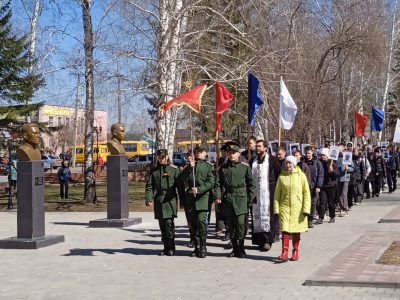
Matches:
[37,105,107,155]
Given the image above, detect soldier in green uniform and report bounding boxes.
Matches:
[145,149,180,256]
[215,144,257,258]
[178,144,215,258]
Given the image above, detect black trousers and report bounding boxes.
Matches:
[364,180,370,198]
[373,174,382,195]
[309,189,319,221]
[319,187,337,219]
[387,170,397,192]
[60,182,69,199]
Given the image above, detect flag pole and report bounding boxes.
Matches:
[189,108,196,192]
[215,130,220,170]
[247,124,251,161]
[278,127,282,147]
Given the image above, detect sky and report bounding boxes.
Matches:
[10,0,154,131]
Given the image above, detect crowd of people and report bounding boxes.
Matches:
[145,137,399,262]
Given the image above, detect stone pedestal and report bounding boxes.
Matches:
[89,155,142,228]
[0,161,64,249]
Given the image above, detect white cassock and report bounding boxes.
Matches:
[251,155,270,233]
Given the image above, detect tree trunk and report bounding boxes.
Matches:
[156,0,183,157]
[81,0,96,203]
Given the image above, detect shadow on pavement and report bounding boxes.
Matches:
[52,222,89,226]
[63,248,194,256]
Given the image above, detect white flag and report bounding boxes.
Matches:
[279,78,298,130]
[393,118,400,143]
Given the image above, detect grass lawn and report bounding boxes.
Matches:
[0,181,154,212]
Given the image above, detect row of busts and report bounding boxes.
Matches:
[17,123,126,161]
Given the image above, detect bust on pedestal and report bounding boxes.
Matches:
[89,123,142,227]
[0,123,64,249]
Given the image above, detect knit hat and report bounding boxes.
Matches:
[320,148,330,157]
[285,155,297,166]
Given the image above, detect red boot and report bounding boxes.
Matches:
[290,233,300,261]
[277,232,289,262]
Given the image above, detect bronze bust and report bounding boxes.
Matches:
[17,123,42,161]
[107,123,126,155]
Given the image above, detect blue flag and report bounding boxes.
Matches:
[371,106,384,131]
[248,73,263,126]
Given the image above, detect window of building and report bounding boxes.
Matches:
[58,117,63,125]
[48,116,54,126]
[66,118,70,126]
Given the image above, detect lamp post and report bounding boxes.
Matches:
[7,140,15,210]
[148,127,155,165]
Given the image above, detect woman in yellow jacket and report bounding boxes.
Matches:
[273,155,311,262]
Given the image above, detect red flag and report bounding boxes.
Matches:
[216,82,234,131]
[355,112,368,137]
[160,84,207,113]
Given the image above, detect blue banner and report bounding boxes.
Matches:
[248,73,263,126]
[371,106,384,132]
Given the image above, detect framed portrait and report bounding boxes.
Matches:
[289,143,300,155]
[380,141,388,150]
[383,150,389,160]
[269,140,279,156]
[329,146,340,161]
[342,151,353,165]
[301,144,310,155]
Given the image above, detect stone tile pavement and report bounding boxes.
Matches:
[1,192,400,299]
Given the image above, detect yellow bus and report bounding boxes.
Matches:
[122,140,150,158]
[71,144,109,165]
[71,140,150,164]
[176,140,231,153]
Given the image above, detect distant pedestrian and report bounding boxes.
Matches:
[57,160,71,199]
[9,160,17,192]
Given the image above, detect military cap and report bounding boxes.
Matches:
[226,144,240,152]
[220,144,228,151]
[157,149,168,156]
[225,140,240,147]
[194,144,207,151]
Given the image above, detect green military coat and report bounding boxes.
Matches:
[178,159,215,211]
[145,163,180,219]
[216,160,257,215]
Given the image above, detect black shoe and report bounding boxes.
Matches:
[259,243,271,252]
[228,240,239,257]
[315,219,323,224]
[198,240,207,258]
[224,241,233,249]
[238,239,247,258]
[308,221,314,228]
[376,194,380,197]
[328,218,335,223]
[186,240,194,248]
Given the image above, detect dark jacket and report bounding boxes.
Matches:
[305,157,324,190]
[321,160,339,189]
[369,155,385,180]
[57,166,71,183]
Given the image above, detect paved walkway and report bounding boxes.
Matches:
[1,192,400,299]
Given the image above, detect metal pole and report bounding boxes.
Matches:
[7,141,13,209]
[189,109,196,191]
[72,74,80,167]
[117,73,122,123]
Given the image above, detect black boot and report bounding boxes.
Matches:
[228,239,239,257]
[166,239,174,256]
[199,239,207,258]
[159,240,167,256]
[191,238,199,257]
[238,239,247,258]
